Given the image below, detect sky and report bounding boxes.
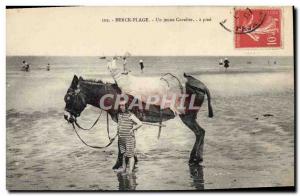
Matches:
[6,6,293,56]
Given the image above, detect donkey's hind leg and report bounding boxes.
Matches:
[180,113,205,165]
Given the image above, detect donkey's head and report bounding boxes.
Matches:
[64,75,87,123]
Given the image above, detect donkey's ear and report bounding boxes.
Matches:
[70,75,79,89]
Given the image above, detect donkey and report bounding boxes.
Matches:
[64,74,213,168]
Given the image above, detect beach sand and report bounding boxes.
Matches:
[6,57,294,190]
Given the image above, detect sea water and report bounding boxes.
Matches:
[6,56,294,111]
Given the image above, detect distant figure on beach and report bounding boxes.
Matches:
[123,57,127,73]
[219,58,223,65]
[139,59,144,73]
[22,60,30,72]
[224,58,230,71]
[107,56,119,74]
[46,63,50,71]
[113,56,118,66]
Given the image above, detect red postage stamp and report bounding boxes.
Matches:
[234,8,281,48]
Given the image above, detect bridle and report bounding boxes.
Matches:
[71,111,117,149]
[64,88,87,118]
[65,87,117,149]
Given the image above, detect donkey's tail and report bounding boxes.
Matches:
[204,86,213,118]
[183,72,214,118]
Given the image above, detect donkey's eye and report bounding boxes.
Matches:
[65,95,71,102]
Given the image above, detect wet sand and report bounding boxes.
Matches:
[6,69,294,190]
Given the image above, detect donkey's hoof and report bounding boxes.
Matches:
[112,163,122,170]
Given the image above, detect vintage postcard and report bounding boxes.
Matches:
[6,6,294,191]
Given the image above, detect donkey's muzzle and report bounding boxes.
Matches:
[64,111,75,123]
[64,114,68,121]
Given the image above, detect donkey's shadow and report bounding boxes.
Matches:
[189,164,205,190]
[116,165,204,190]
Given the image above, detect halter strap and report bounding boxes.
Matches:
[74,110,102,131]
[71,110,117,149]
[72,122,117,149]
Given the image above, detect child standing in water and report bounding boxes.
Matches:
[116,98,143,174]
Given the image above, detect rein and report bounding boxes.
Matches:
[72,110,117,149]
[74,110,102,131]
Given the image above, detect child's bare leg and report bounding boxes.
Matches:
[121,155,126,172]
[115,155,126,173]
[127,157,135,174]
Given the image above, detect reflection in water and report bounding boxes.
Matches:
[117,172,138,190]
[189,164,204,190]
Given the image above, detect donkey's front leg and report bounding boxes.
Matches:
[112,140,123,169]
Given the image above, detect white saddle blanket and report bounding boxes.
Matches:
[115,72,184,114]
